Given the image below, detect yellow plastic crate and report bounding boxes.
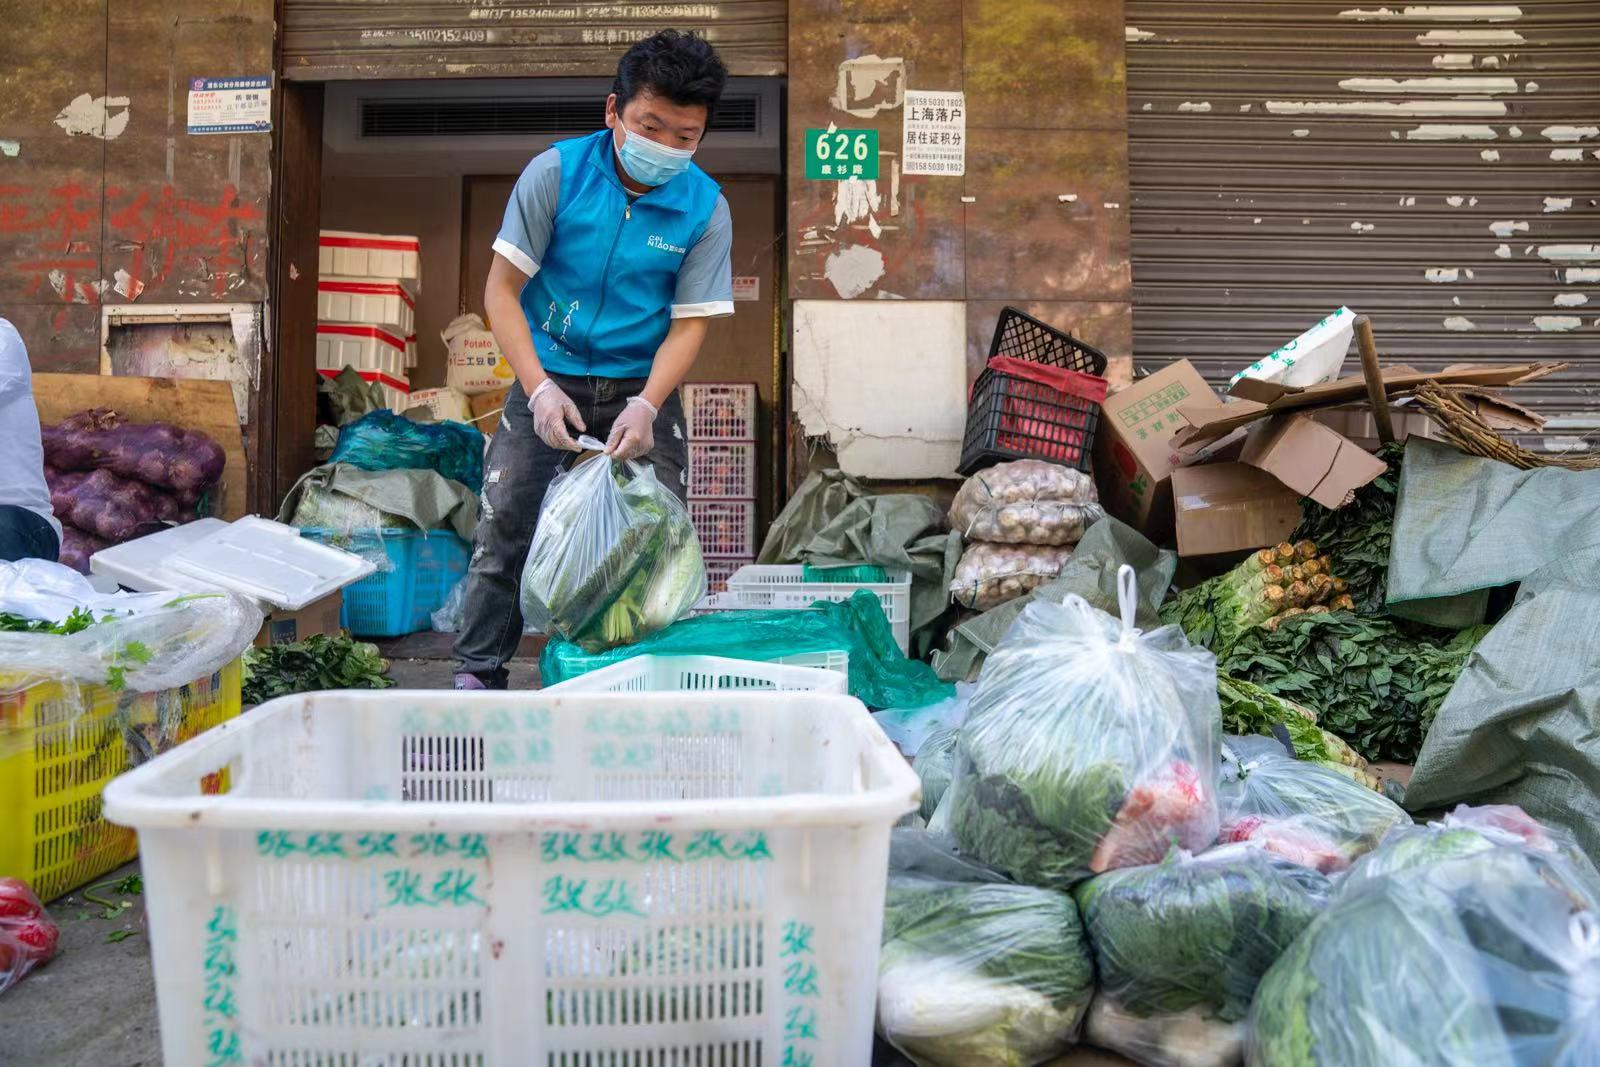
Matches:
[0,659,241,902]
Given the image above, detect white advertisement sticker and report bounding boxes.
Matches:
[902,90,966,176]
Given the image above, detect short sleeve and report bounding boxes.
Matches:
[671,195,734,318]
[493,148,561,277]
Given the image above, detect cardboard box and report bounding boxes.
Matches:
[1309,404,1443,452]
[1093,360,1219,537]
[255,590,344,647]
[1239,414,1389,509]
[1172,463,1302,558]
[470,387,511,436]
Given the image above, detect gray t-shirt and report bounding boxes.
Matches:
[0,319,61,541]
[491,146,735,319]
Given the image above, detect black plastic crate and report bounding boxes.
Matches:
[959,366,1103,476]
[989,307,1109,375]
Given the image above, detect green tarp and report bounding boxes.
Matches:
[279,463,480,543]
[1391,439,1600,863]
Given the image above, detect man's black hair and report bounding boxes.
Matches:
[612,29,728,125]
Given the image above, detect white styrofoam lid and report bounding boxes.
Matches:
[90,518,234,595]
[165,516,377,610]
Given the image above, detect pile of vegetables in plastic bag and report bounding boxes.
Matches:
[40,408,225,571]
[948,461,1105,613]
[1076,844,1331,1067]
[1249,810,1600,1066]
[877,832,1095,1066]
[1216,676,1378,789]
[1217,739,1409,874]
[521,439,705,652]
[939,566,1221,887]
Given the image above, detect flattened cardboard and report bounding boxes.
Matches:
[1240,414,1389,509]
[1172,463,1302,558]
[1092,359,1218,535]
[1173,362,1568,447]
[1310,405,1444,451]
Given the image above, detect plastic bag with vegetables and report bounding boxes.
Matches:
[877,831,1095,1066]
[1217,740,1409,874]
[1249,829,1600,1067]
[1075,844,1331,1067]
[949,460,1103,545]
[1340,804,1600,893]
[950,542,1075,611]
[939,566,1222,887]
[519,439,705,652]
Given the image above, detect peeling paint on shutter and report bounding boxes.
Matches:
[1127,1,1600,441]
[282,1,785,81]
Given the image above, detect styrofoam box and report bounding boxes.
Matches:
[318,230,421,285]
[690,499,757,559]
[317,277,416,334]
[545,655,847,695]
[317,323,407,380]
[726,564,913,654]
[405,333,418,370]
[317,367,411,413]
[103,689,916,1066]
[688,441,757,500]
[683,382,757,441]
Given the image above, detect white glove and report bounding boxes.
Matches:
[528,379,585,451]
[605,396,658,462]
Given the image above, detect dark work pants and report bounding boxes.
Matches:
[453,374,688,687]
[0,505,59,563]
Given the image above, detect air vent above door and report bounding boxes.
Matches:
[360,95,761,139]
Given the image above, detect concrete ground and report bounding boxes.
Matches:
[0,650,1131,1066]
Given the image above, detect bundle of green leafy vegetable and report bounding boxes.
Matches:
[1289,442,1402,614]
[1161,541,1354,659]
[878,872,1095,1066]
[1218,612,1490,762]
[1217,676,1378,789]
[241,634,393,706]
[1249,833,1600,1066]
[520,457,705,651]
[1076,845,1330,1027]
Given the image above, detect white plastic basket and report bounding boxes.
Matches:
[688,442,757,500]
[690,500,757,558]
[104,690,916,1066]
[704,556,751,595]
[683,382,757,441]
[544,655,847,695]
[726,565,913,655]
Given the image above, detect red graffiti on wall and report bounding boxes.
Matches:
[0,181,263,303]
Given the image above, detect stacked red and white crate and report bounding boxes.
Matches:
[315,230,421,412]
[683,383,759,594]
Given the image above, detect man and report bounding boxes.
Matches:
[454,29,734,690]
[0,318,62,563]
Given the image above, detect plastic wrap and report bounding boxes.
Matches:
[1074,844,1330,1059]
[329,409,486,494]
[289,482,415,571]
[1217,742,1409,874]
[1341,804,1600,892]
[521,439,705,652]
[1085,1000,1244,1067]
[1249,833,1600,1066]
[949,460,1103,546]
[42,408,225,493]
[879,847,1095,1065]
[541,590,952,709]
[950,542,1075,610]
[0,878,59,999]
[871,682,971,757]
[912,727,959,822]
[940,567,1222,886]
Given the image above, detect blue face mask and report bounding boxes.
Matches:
[615,127,696,187]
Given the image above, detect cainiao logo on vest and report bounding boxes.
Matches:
[648,234,687,255]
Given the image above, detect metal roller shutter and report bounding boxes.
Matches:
[281,1,785,81]
[1126,1,1600,442]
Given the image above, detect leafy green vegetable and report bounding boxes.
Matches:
[911,727,958,821]
[0,606,101,635]
[1076,846,1330,1025]
[242,634,393,706]
[106,929,139,943]
[1218,676,1377,787]
[1289,442,1402,614]
[1219,612,1490,762]
[878,875,1095,1066]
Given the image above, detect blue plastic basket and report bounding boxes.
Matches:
[300,528,470,637]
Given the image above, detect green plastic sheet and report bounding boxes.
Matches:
[331,409,486,494]
[1392,439,1600,864]
[758,470,960,654]
[540,589,953,709]
[932,517,1178,682]
[279,463,479,543]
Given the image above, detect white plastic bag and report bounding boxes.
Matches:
[1228,307,1354,392]
[949,460,1103,545]
[950,542,1075,610]
[940,565,1222,887]
[519,438,705,651]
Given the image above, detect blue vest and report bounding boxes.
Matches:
[520,129,722,379]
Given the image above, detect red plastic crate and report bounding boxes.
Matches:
[690,500,757,558]
[688,441,757,499]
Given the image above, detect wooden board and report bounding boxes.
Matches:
[32,373,249,521]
